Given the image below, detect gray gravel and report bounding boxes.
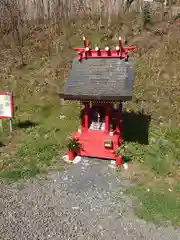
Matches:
[0,158,180,240]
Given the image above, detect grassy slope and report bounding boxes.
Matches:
[0,23,106,180]
[0,16,180,225]
[124,24,180,226]
[0,30,81,180]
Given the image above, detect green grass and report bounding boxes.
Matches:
[0,43,81,180]
[129,185,180,226]
[0,101,80,180]
[0,26,119,180]
[124,124,180,226]
[123,110,180,226]
[121,26,180,226]
[124,125,180,175]
[0,27,112,180]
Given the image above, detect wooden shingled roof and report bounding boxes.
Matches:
[60,58,134,102]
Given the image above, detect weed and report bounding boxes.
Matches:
[142,3,151,27]
[122,22,180,225]
[129,186,180,226]
[0,55,80,180]
[0,102,79,180]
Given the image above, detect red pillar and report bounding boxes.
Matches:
[116,110,120,133]
[105,104,110,133]
[84,103,89,131]
[80,108,84,132]
[116,157,123,166]
[116,101,123,166]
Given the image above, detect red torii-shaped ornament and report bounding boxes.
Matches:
[74,36,136,62]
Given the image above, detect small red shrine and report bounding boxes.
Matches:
[59,37,136,166]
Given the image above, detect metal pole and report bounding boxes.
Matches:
[0,119,3,132]
[9,118,12,133]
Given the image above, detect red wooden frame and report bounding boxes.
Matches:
[74,36,136,62]
[71,101,124,166]
[0,92,14,119]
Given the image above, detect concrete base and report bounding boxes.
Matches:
[73,156,82,164]
[62,155,71,163]
[62,155,82,164]
[108,160,117,169]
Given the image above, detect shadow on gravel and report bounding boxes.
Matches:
[122,111,151,145]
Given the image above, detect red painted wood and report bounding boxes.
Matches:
[72,130,121,160]
[105,104,109,133]
[68,151,75,161]
[84,103,89,131]
[116,157,123,166]
[74,37,136,62]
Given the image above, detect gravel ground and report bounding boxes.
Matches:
[1,157,180,240]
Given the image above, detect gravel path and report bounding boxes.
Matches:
[1,158,180,240]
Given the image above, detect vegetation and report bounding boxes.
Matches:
[129,184,180,226]
[0,0,180,227]
[122,24,180,226]
[67,137,81,151]
[142,3,152,27]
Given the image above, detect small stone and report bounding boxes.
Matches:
[73,156,82,164]
[108,164,116,169]
[72,206,80,210]
[59,115,65,119]
[123,163,128,170]
[62,176,68,181]
[110,160,116,165]
[62,155,71,163]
